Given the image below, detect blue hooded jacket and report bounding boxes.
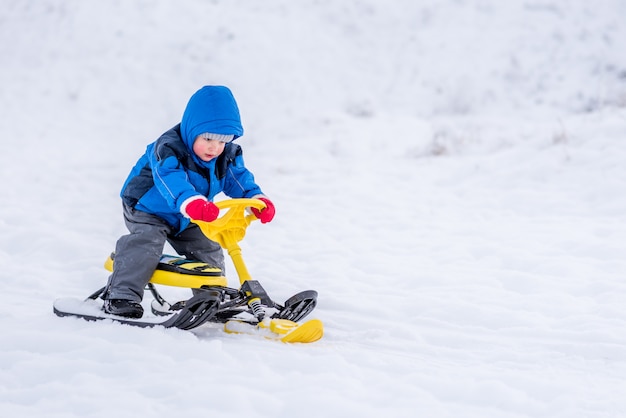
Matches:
[120,86,263,233]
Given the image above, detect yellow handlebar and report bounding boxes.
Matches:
[192,198,267,285]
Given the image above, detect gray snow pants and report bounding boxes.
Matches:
[104,203,224,302]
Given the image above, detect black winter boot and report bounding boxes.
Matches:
[104,299,144,319]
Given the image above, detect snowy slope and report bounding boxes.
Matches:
[1,1,626,417]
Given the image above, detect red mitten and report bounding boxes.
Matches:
[184,198,219,222]
[250,197,275,224]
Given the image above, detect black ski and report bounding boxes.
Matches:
[53,291,220,331]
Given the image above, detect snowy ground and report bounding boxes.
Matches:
[1,1,626,417]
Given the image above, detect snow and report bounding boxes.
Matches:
[1,0,626,416]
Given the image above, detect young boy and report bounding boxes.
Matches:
[103,85,275,318]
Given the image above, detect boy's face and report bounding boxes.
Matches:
[192,136,226,162]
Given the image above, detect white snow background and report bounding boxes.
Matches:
[1,1,626,417]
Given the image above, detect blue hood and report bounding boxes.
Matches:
[180,86,244,150]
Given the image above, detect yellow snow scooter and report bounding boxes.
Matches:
[53,198,323,343]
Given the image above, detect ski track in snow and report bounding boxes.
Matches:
[1,1,626,417]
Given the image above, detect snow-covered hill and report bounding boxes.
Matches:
[1,1,625,417]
